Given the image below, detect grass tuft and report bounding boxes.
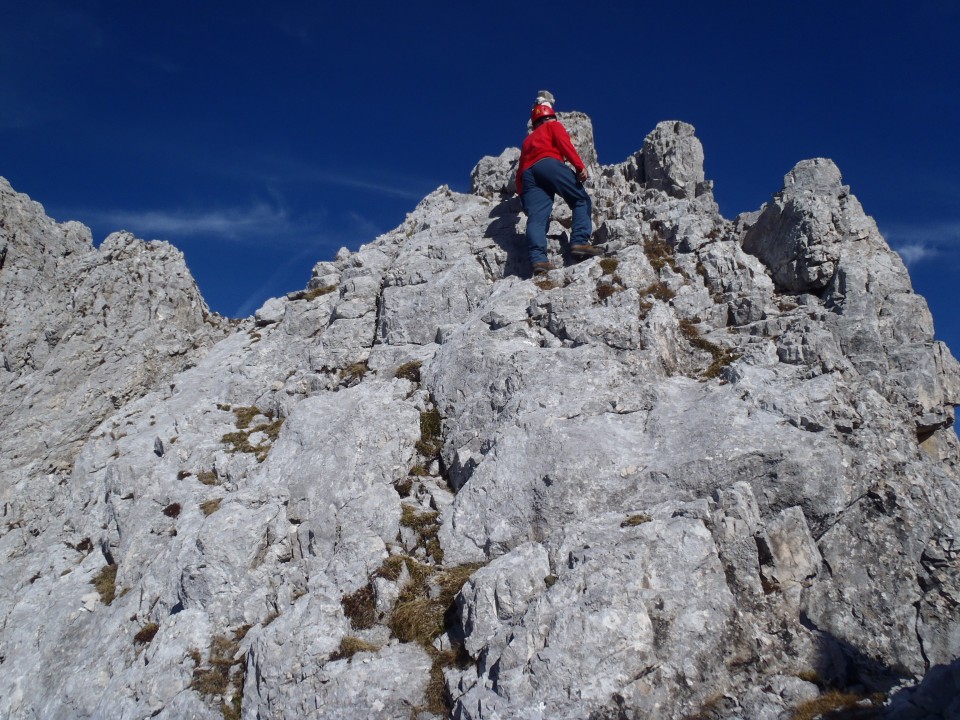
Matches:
[162,502,181,518]
[134,622,159,645]
[330,636,381,662]
[388,563,484,646]
[640,282,676,303]
[679,317,700,339]
[231,406,263,430]
[192,664,230,698]
[399,504,443,562]
[221,407,284,462]
[191,632,247,719]
[92,563,118,605]
[339,361,369,385]
[596,282,617,301]
[200,499,222,516]
[599,257,619,275]
[789,690,882,720]
[342,583,377,629]
[534,277,561,291]
[197,470,220,486]
[416,408,443,458]
[678,319,741,379]
[644,233,681,274]
[293,284,338,301]
[621,513,653,527]
[394,361,422,383]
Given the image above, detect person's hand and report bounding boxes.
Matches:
[577,167,589,183]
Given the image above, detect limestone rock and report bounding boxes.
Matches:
[741,158,847,292]
[1,114,959,720]
[639,120,708,199]
[470,147,519,198]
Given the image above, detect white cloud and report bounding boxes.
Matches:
[894,243,937,266]
[80,202,312,243]
[882,220,960,266]
[237,153,432,201]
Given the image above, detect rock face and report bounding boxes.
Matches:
[0,116,958,720]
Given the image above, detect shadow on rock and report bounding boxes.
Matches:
[879,657,960,719]
[799,619,959,718]
[484,197,528,279]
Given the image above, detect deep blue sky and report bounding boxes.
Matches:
[2,1,958,354]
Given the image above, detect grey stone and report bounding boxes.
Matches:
[640,120,707,199]
[1,114,959,720]
[470,147,519,198]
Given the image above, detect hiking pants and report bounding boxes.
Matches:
[521,158,592,264]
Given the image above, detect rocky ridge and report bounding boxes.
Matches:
[0,116,958,719]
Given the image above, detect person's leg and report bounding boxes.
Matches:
[537,158,593,245]
[521,168,554,265]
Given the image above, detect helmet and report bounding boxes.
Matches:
[530,104,556,124]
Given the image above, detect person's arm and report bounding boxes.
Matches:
[550,123,589,181]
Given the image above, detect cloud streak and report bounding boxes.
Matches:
[894,243,938,266]
[77,202,320,243]
[235,153,433,201]
[882,220,960,267]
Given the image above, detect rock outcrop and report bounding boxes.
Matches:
[0,117,957,720]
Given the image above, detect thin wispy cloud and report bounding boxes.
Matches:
[235,153,432,201]
[895,243,938,266]
[70,201,330,245]
[882,220,960,267]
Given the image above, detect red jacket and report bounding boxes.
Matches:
[516,120,585,194]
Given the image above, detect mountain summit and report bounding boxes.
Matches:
[1,117,958,719]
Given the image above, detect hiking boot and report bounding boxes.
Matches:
[570,243,604,257]
[532,261,557,275]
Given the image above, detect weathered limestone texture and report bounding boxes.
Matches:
[0,114,958,720]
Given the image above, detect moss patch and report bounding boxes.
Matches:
[689,335,740,379]
[231,406,260,430]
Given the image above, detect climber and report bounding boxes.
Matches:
[516,91,602,275]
